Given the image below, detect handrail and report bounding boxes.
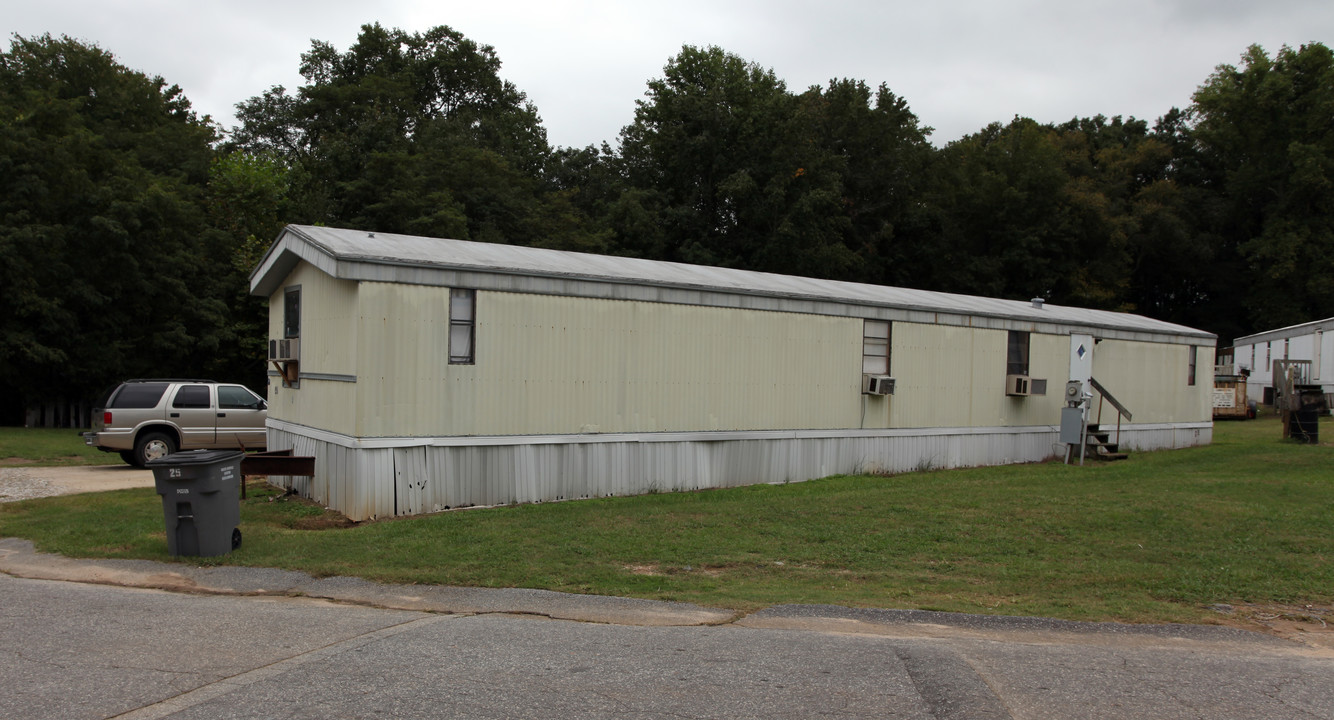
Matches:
[1088,377,1132,421]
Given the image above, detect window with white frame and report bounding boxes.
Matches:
[862,320,890,375]
[449,289,476,364]
[1188,346,1197,386]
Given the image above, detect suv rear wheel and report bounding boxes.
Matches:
[134,432,177,467]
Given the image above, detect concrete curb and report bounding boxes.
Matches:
[0,537,735,627]
[3,536,1327,656]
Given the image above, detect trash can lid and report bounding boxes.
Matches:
[145,449,246,467]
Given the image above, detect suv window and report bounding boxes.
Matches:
[108,383,169,409]
[172,385,211,409]
[218,385,262,410]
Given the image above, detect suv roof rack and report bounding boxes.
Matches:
[122,378,218,384]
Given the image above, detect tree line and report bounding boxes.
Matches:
[2,26,1331,424]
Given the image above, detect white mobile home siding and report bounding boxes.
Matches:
[254,226,1215,521]
[355,286,861,436]
[266,262,360,438]
[1233,318,1334,402]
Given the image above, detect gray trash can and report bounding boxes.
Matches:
[146,449,244,557]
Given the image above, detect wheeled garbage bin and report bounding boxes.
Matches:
[1291,409,1320,444]
[146,449,244,557]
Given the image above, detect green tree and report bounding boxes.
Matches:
[797,79,934,286]
[206,150,292,383]
[231,23,602,251]
[620,47,937,280]
[924,119,1063,301]
[1189,43,1334,332]
[618,46,801,269]
[0,34,228,422]
[921,116,1141,308]
[1109,109,1236,338]
[1052,115,1178,314]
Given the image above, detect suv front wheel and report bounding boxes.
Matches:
[134,432,177,467]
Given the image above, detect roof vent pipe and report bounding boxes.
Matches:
[1031,298,1044,309]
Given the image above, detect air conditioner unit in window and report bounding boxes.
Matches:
[269,338,300,362]
[862,374,895,395]
[1006,374,1032,397]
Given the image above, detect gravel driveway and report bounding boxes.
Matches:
[0,465,155,502]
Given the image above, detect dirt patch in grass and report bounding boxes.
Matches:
[624,563,725,577]
[289,513,357,530]
[253,488,358,530]
[1210,602,1334,650]
[0,458,36,466]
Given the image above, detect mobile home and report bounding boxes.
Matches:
[1232,318,1333,406]
[250,226,1216,521]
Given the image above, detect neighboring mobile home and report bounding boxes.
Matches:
[250,225,1216,521]
[1232,318,1334,406]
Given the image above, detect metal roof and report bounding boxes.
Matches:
[251,225,1215,343]
[1233,317,1333,346]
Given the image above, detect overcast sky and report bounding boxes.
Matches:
[5,1,1332,148]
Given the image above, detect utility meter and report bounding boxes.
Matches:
[1065,380,1084,405]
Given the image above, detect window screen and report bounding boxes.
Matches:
[862,321,890,374]
[1188,346,1197,386]
[449,288,476,364]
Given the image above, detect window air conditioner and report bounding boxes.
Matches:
[269,338,300,362]
[862,374,895,395]
[1006,374,1031,396]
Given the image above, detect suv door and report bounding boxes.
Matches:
[216,385,267,450]
[170,384,217,450]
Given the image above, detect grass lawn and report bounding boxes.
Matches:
[0,427,115,466]
[2,414,1331,624]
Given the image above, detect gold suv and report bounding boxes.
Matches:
[83,379,268,466]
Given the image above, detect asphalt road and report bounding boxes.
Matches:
[2,540,1332,719]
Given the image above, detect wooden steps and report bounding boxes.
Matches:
[1084,424,1128,461]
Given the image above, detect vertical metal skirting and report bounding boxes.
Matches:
[265,424,1210,521]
